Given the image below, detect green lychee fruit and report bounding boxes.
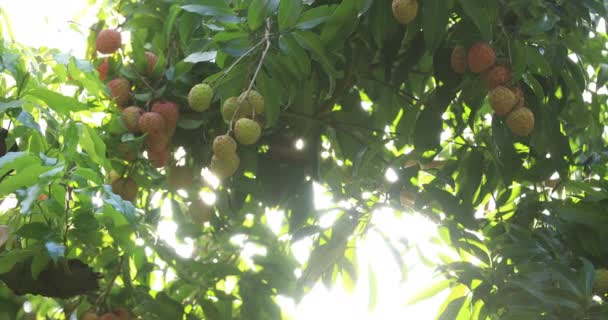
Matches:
[594,268,608,295]
[96,29,122,54]
[121,106,144,133]
[138,112,166,138]
[490,86,517,116]
[111,177,138,202]
[188,83,213,112]
[151,101,179,136]
[213,135,237,158]
[506,107,535,137]
[234,118,262,145]
[239,90,265,114]
[107,78,131,107]
[107,116,127,135]
[392,0,418,24]
[209,153,240,179]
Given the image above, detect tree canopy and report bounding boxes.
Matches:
[0,0,608,319]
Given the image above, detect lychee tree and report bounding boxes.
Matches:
[1,0,608,319]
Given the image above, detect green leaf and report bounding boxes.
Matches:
[27,88,88,114]
[16,223,52,240]
[31,253,50,280]
[183,51,217,64]
[181,2,238,23]
[0,250,34,273]
[457,0,495,41]
[422,0,449,52]
[296,5,335,30]
[248,0,278,31]
[0,164,55,197]
[405,279,452,305]
[278,0,302,31]
[79,124,109,170]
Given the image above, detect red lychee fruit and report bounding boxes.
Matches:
[138,112,166,138]
[116,142,137,161]
[151,101,179,136]
[81,311,98,320]
[145,51,158,75]
[107,78,130,107]
[144,132,170,153]
[113,308,130,320]
[97,58,109,81]
[98,313,118,320]
[96,29,122,54]
[148,148,171,168]
[111,177,138,202]
[121,106,144,133]
[450,45,467,74]
[483,65,512,89]
[467,42,496,74]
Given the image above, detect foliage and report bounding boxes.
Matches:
[0,0,607,319]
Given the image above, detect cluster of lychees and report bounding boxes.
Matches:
[451,43,535,137]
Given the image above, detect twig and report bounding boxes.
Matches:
[95,255,125,308]
[211,39,265,89]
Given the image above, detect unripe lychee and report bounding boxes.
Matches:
[121,106,144,133]
[148,148,170,168]
[113,308,130,320]
[221,97,244,123]
[213,135,237,158]
[111,177,138,202]
[116,142,137,162]
[467,43,496,74]
[234,118,262,145]
[189,198,213,225]
[392,0,418,24]
[82,311,99,320]
[144,51,158,75]
[188,83,213,112]
[506,107,535,136]
[209,153,240,179]
[96,29,122,54]
[168,166,195,190]
[99,314,118,320]
[483,65,512,89]
[594,268,608,295]
[0,225,9,248]
[107,78,131,107]
[145,132,170,153]
[239,90,265,114]
[98,58,109,81]
[151,101,179,136]
[450,46,467,74]
[138,112,166,138]
[490,86,517,116]
[107,116,127,135]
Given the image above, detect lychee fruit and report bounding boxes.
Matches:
[221,97,243,123]
[392,0,418,24]
[145,132,170,153]
[107,115,127,135]
[209,153,240,179]
[594,268,608,295]
[467,43,496,74]
[107,78,131,107]
[96,29,122,54]
[121,106,144,133]
[106,170,121,184]
[98,58,109,81]
[239,90,265,114]
[113,308,130,320]
[111,177,138,202]
[167,166,194,190]
[189,198,213,225]
[145,51,158,75]
[151,101,179,136]
[99,313,118,320]
[489,86,517,116]
[188,83,213,112]
[82,311,99,320]
[450,46,467,74]
[148,148,170,168]
[138,112,166,138]
[234,118,262,145]
[483,65,512,89]
[506,107,535,137]
[511,86,525,108]
[213,135,237,158]
[116,142,137,162]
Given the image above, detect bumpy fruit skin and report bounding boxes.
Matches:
[138,112,166,138]
[188,83,213,112]
[96,29,121,54]
[506,107,535,136]
[392,0,418,24]
[450,46,467,74]
[483,65,512,89]
[210,153,240,179]
[98,314,118,320]
[81,311,98,320]
[189,199,213,225]
[467,43,496,74]
[121,106,144,133]
[511,86,525,109]
[113,308,130,320]
[234,118,262,145]
[594,269,608,295]
[239,90,265,114]
[98,58,109,81]
[490,86,517,116]
[145,133,169,153]
[148,148,171,168]
[213,135,237,158]
[107,78,131,107]
[145,51,158,75]
[151,101,179,136]
[111,177,138,202]
[221,97,242,122]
